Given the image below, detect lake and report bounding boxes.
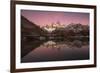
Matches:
[21,38,89,63]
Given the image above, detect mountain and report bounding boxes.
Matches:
[51,23,89,39]
[21,15,48,41]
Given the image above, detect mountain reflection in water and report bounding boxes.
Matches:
[21,39,89,63]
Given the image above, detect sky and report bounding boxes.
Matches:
[21,10,90,27]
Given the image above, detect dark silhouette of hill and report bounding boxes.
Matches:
[21,15,48,58]
[21,15,48,40]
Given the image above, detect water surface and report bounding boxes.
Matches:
[21,39,89,63]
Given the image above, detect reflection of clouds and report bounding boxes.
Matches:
[40,40,89,51]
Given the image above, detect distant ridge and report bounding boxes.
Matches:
[21,15,48,36]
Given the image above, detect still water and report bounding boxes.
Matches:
[21,39,89,63]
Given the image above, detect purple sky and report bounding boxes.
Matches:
[21,10,89,27]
